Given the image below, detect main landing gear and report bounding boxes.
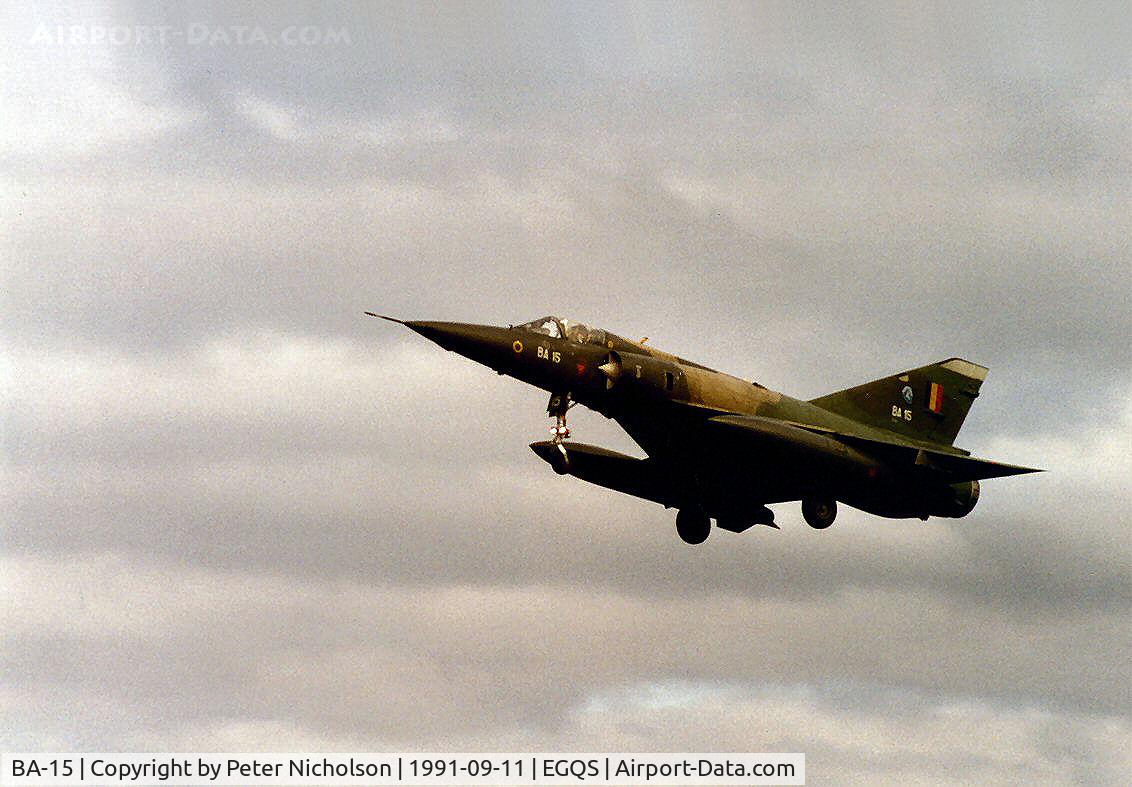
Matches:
[678,500,835,543]
[676,506,779,544]
[546,392,575,474]
[675,508,711,545]
[802,496,837,529]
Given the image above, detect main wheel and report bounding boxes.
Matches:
[675,508,711,544]
[802,497,837,529]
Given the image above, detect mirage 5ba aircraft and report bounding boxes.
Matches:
[369,313,1041,544]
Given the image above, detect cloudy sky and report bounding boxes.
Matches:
[2,2,1130,784]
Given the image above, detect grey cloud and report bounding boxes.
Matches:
[3,555,1130,782]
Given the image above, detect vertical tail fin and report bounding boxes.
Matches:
[809,358,988,446]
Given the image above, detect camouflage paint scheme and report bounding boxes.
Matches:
[370,313,1041,542]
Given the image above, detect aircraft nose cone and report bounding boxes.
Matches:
[404,321,514,370]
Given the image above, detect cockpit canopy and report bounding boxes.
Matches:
[518,315,607,347]
[519,316,563,338]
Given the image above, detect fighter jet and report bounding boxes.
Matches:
[369,313,1041,544]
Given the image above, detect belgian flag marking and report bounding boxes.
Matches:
[927,381,945,413]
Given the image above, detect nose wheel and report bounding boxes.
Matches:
[547,392,576,441]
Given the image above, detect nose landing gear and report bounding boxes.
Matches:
[546,392,575,474]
